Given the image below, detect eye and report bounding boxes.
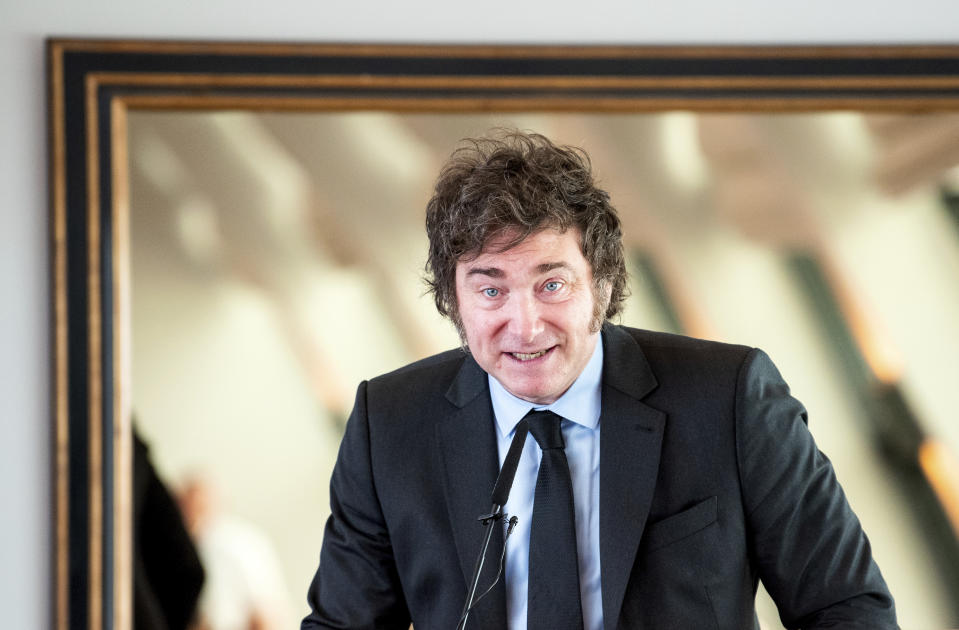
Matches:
[483,287,500,298]
[544,281,562,292]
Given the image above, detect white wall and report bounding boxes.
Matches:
[3,2,959,628]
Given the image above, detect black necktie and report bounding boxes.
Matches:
[526,410,584,630]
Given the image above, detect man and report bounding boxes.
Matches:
[302,131,897,629]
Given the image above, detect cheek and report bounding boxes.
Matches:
[460,310,493,346]
[572,293,600,326]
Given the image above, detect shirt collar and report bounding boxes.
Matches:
[489,332,604,438]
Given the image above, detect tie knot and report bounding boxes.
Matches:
[526,410,565,450]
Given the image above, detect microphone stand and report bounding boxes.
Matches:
[455,503,504,630]
[456,419,529,630]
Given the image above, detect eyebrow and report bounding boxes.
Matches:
[536,262,571,273]
[464,261,572,278]
[465,267,504,278]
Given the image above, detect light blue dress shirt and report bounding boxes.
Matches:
[489,334,604,630]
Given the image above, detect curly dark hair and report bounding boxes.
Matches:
[424,130,629,335]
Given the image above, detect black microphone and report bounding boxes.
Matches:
[487,418,530,516]
[456,419,529,630]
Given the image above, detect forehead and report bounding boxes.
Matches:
[482,225,577,250]
[458,227,589,275]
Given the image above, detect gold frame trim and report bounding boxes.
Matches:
[113,93,959,113]
[44,38,959,59]
[84,72,104,630]
[49,37,69,630]
[110,98,133,630]
[90,71,959,91]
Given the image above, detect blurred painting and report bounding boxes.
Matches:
[128,110,959,629]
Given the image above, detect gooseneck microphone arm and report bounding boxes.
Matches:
[455,419,529,630]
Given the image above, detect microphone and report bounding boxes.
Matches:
[456,419,529,630]
[490,420,529,508]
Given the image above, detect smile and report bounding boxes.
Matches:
[509,348,552,361]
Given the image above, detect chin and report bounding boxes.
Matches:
[506,384,560,405]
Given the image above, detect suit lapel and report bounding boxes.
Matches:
[435,354,508,629]
[599,325,666,630]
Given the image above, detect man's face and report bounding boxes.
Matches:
[454,227,604,405]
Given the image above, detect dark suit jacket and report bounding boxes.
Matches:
[303,324,896,630]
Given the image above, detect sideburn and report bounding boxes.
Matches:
[590,280,613,333]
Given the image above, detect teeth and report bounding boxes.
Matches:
[511,350,547,361]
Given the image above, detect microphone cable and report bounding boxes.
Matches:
[456,515,519,627]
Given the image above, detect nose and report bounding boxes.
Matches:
[506,292,544,343]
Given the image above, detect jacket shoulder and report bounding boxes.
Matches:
[614,325,753,366]
[369,347,467,387]
[604,324,761,406]
[364,347,470,409]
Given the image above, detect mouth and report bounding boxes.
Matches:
[507,347,554,362]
